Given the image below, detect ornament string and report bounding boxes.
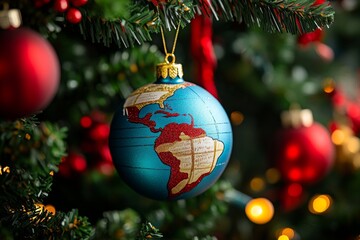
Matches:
[159,21,181,64]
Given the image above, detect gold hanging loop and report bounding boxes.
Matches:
[160,20,181,58]
[157,19,183,80]
[164,53,176,64]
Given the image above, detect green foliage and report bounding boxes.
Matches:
[207,0,334,34]
[94,0,131,20]
[146,181,230,239]
[0,119,92,239]
[78,0,335,48]
[137,221,163,239]
[47,34,163,123]
[0,118,66,203]
[6,0,335,48]
[79,0,195,48]
[91,209,142,239]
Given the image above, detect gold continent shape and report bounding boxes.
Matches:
[155,132,224,195]
[123,83,192,112]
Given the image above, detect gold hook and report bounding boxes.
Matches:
[160,20,181,62]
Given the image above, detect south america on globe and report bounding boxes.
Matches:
[109,60,233,200]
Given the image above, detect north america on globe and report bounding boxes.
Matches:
[123,83,225,198]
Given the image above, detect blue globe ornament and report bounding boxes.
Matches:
[109,58,233,200]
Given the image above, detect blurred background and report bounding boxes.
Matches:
[1,0,360,239]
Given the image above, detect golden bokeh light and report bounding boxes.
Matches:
[230,111,244,126]
[282,227,295,239]
[346,136,360,153]
[45,205,56,215]
[265,168,281,184]
[323,78,335,94]
[245,198,274,224]
[278,235,290,240]
[353,154,360,169]
[308,194,332,214]
[331,129,345,145]
[250,177,266,192]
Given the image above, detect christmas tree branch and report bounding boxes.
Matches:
[78,0,334,48]
[204,0,334,34]
[0,119,92,239]
[78,0,195,48]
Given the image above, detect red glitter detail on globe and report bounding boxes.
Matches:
[155,122,209,198]
[127,106,212,198]
[154,110,180,118]
[127,106,159,133]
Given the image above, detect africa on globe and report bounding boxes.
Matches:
[109,60,233,200]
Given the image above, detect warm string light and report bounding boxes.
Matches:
[308,194,332,214]
[28,203,57,223]
[230,111,244,126]
[0,165,10,175]
[248,168,281,193]
[245,198,274,224]
[276,227,297,240]
[322,77,335,94]
[331,125,360,170]
[249,177,266,192]
[25,133,31,140]
[265,168,281,184]
[223,190,274,224]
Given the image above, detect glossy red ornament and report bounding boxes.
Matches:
[273,121,334,184]
[79,111,113,175]
[59,152,87,177]
[53,0,69,12]
[280,183,305,211]
[0,28,60,119]
[66,8,82,24]
[70,0,88,7]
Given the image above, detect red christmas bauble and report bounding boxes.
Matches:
[273,122,334,184]
[66,8,82,24]
[59,152,87,177]
[53,0,69,12]
[0,28,60,119]
[280,183,305,211]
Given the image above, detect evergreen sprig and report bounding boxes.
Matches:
[6,0,335,48]
[79,0,195,48]
[0,119,66,204]
[0,119,92,239]
[204,0,334,34]
[77,0,334,48]
[137,221,163,239]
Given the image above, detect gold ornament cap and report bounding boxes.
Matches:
[0,4,21,29]
[281,107,313,128]
[156,53,183,81]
